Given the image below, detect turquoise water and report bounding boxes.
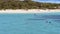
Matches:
[0,13,60,34]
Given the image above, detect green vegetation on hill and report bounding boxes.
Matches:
[0,0,60,10]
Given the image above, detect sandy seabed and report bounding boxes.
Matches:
[0,9,60,13]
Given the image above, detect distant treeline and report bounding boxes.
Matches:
[0,0,60,10]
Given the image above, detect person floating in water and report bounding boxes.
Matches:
[46,21,51,23]
[49,21,51,23]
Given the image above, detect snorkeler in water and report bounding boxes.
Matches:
[46,21,51,23]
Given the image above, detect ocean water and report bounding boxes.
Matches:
[0,13,60,34]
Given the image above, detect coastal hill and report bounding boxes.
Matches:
[0,0,60,9]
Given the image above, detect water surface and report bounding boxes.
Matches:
[0,13,60,34]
